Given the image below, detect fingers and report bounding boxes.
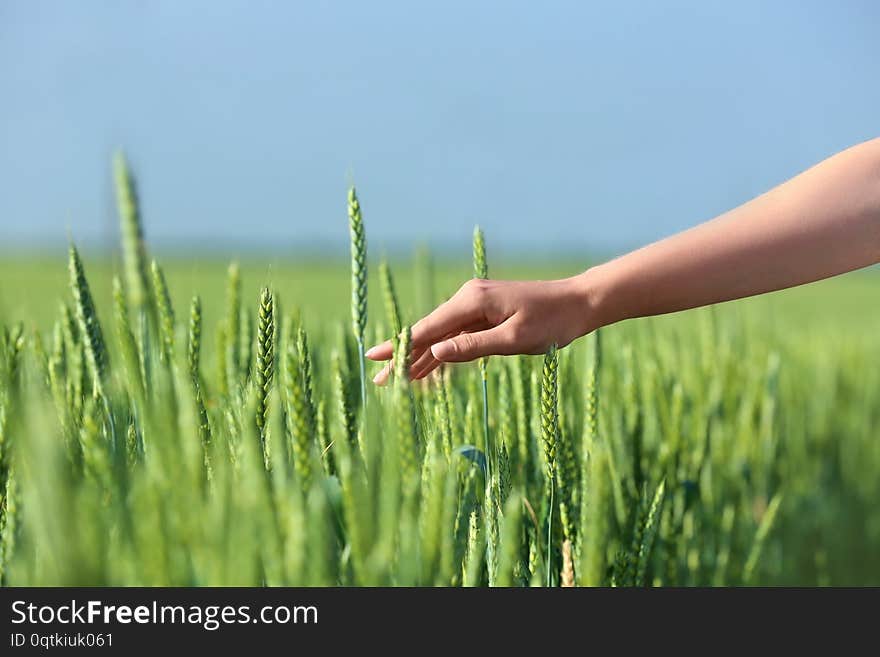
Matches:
[409,297,482,350]
[372,344,432,386]
[375,320,520,383]
[430,320,518,362]
[409,348,436,379]
[372,361,393,386]
[365,339,393,361]
[412,358,443,381]
[373,351,441,385]
[366,283,485,361]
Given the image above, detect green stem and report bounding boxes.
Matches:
[138,308,151,395]
[547,477,555,587]
[481,368,490,476]
[356,337,367,410]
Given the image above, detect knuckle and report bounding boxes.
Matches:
[461,278,489,297]
[460,279,477,294]
[457,333,477,354]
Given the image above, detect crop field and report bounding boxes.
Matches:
[0,158,879,586]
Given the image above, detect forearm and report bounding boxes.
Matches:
[583,138,880,328]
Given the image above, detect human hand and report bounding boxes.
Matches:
[366,274,598,385]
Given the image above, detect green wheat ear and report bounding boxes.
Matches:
[379,258,402,340]
[150,260,175,363]
[255,288,276,449]
[187,296,202,385]
[473,225,487,280]
[284,317,316,490]
[331,349,356,447]
[187,294,211,453]
[68,244,109,398]
[348,186,367,406]
[634,478,666,586]
[578,441,610,586]
[539,345,559,482]
[584,328,601,451]
[113,151,151,312]
[539,343,559,586]
[112,276,144,398]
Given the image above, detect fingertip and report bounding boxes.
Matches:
[430,340,455,362]
[372,364,391,386]
[365,344,386,360]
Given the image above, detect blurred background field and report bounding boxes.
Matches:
[3,253,880,335]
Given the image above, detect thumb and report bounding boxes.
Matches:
[430,323,515,362]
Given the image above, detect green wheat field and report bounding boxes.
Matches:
[0,156,878,587]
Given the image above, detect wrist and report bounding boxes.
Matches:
[566,263,625,334]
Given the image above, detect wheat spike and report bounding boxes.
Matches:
[348,186,368,407]
[255,288,276,456]
[68,245,109,398]
[150,260,175,363]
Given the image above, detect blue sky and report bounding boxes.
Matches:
[1,1,878,256]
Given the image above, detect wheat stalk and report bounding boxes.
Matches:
[485,477,500,586]
[113,151,153,392]
[435,368,453,458]
[578,441,610,586]
[348,186,368,407]
[557,429,578,543]
[113,152,150,311]
[540,346,559,484]
[472,225,491,475]
[255,288,275,461]
[496,491,524,587]
[463,509,484,587]
[150,260,175,363]
[284,319,315,489]
[540,344,559,585]
[584,329,601,448]
[379,258,402,349]
[394,325,419,494]
[59,303,84,419]
[634,478,666,586]
[112,276,143,399]
[187,295,211,454]
[68,245,109,399]
[497,365,517,471]
[187,296,202,385]
[331,350,356,447]
[315,398,334,475]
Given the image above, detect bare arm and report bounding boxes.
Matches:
[590,137,880,325]
[368,138,880,383]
